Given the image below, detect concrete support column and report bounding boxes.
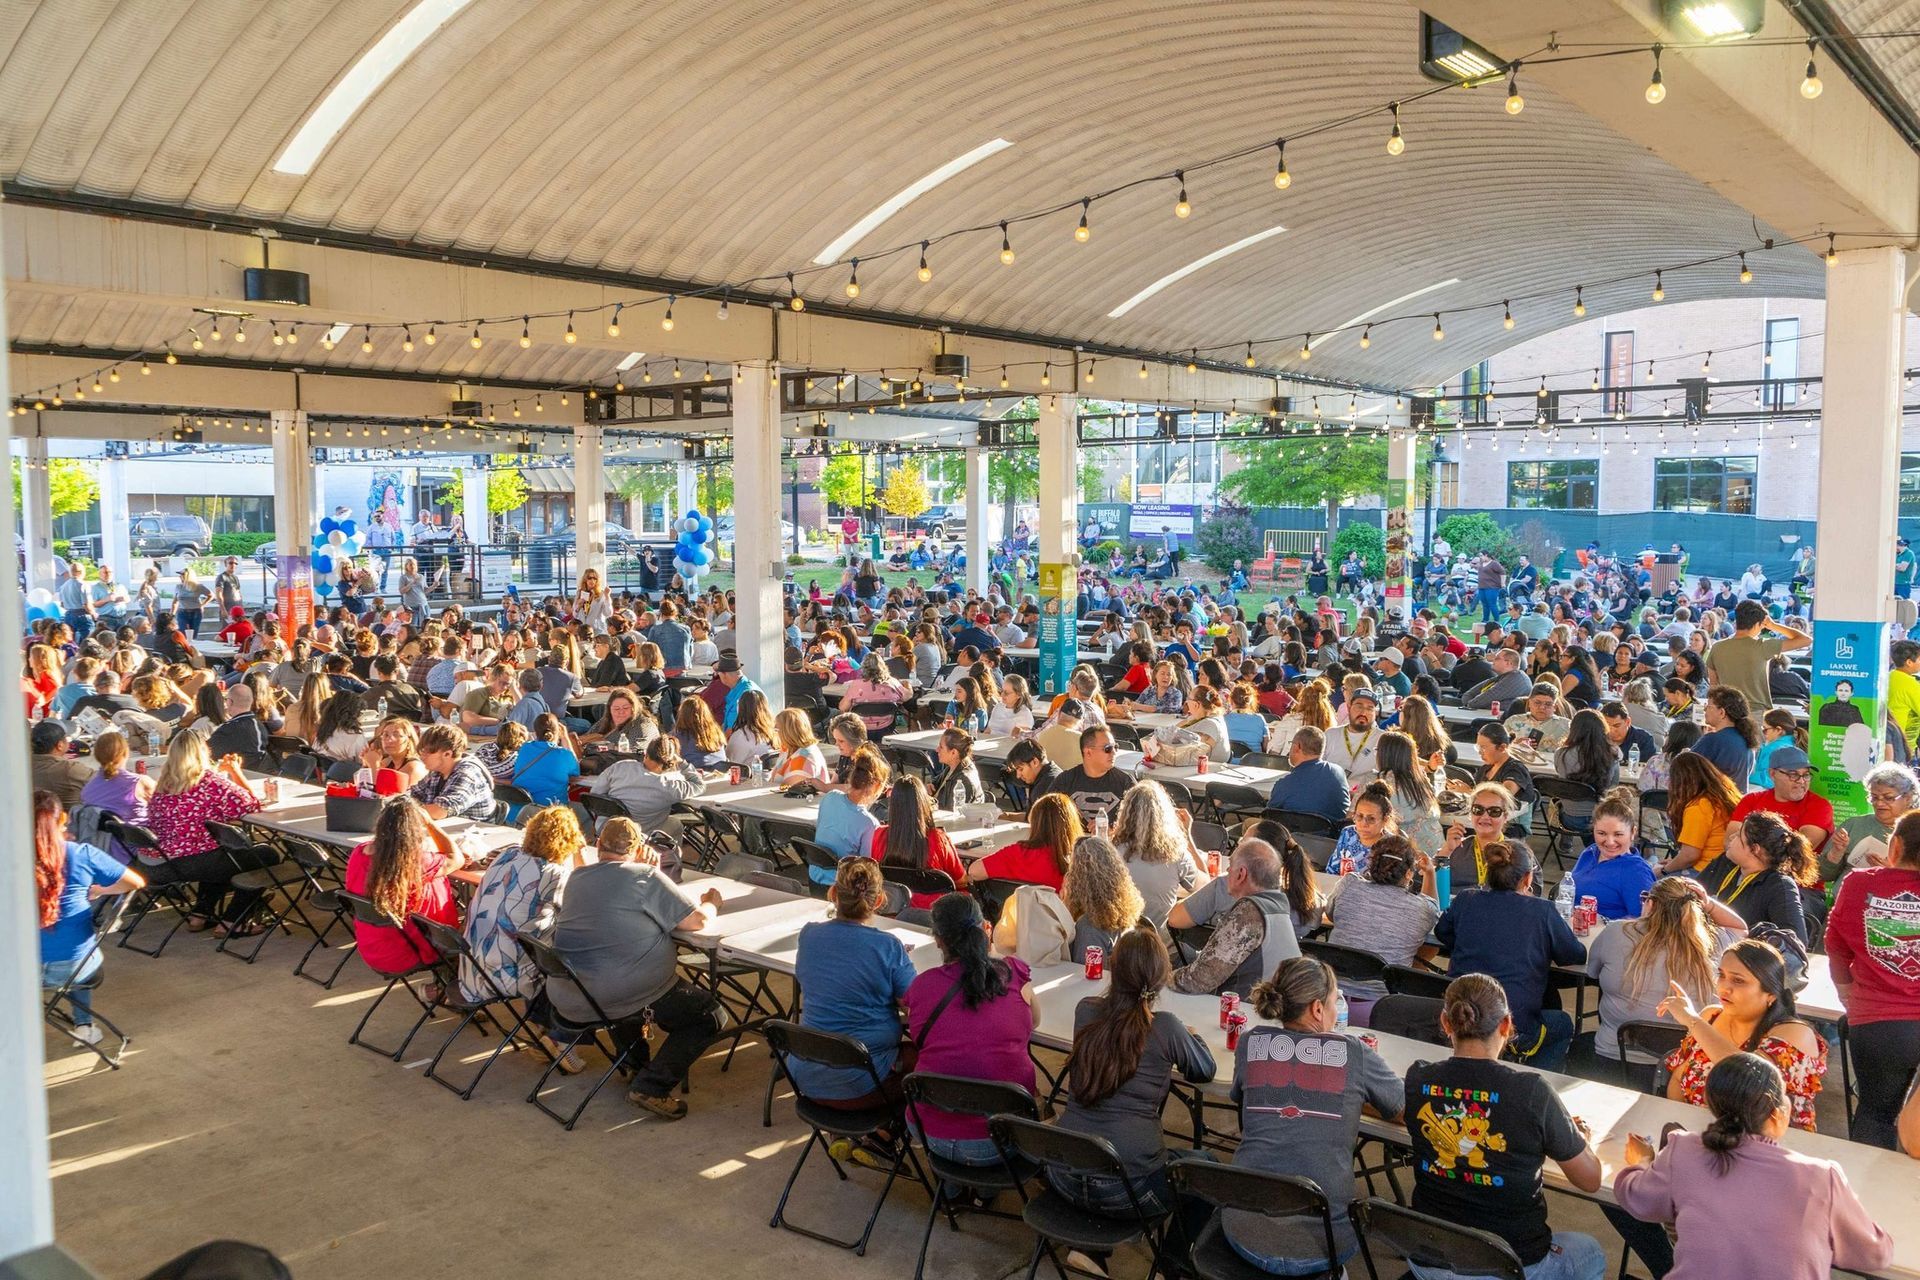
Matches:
[19,436,53,592]
[573,420,606,583]
[461,462,490,547]
[965,440,989,597]
[734,362,786,711]
[97,453,131,586]
[1036,394,1080,696]
[1384,430,1417,620]
[676,461,697,528]
[1810,246,1908,819]
[272,411,315,633]
[0,210,53,1263]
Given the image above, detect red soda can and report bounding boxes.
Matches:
[134,758,147,775]
[729,765,742,785]
[263,778,280,804]
[1359,1032,1379,1052]
[1340,853,1354,877]
[1207,850,1221,877]
[1219,991,1240,1028]
[1084,946,1104,980]
[1226,1010,1248,1051]
[1581,895,1598,918]
[1196,754,1209,775]
[1489,700,1502,718]
[943,715,956,729]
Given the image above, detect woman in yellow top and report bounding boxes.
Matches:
[1662,751,1741,874]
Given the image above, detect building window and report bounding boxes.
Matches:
[1901,453,1920,513]
[1603,331,1634,416]
[184,495,274,535]
[1432,460,1460,507]
[1654,456,1757,514]
[1507,460,1598,510]
[1764,317,1800,410]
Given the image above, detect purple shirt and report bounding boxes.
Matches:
[1614,1134,1891,1280]
[79,769,148,865]
[902,957,1035,1140]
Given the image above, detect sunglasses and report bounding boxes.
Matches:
[1470,804,1506,816]
[1092,742,1116,754]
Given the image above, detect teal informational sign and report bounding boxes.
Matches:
[1809,619,1888,822]
[1038,562,1079,697]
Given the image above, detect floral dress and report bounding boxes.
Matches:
[459,847,568,1002]
[1666,1010,1828,1132]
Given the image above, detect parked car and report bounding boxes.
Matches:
[129,512,212,559]
[904,505,964,540]
[713,516,802,546]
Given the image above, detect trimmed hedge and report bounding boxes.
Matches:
[211,532,276,557]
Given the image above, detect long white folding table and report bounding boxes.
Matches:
[885,729,1285,798]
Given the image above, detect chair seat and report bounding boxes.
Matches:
[794,1097,899,1138]
[1188,1217,1339,1280]
[310,890,342,912]
[1022,1190,1155,1252]
[925,1150,1029,1192]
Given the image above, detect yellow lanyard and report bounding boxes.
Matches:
[1473,838,1488,885]
[1717,865,1758,904]
[1343,724,1376,758]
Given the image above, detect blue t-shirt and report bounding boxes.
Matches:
[722,677,761,731]
[50,682,91,719]
[1223,712,1267,751]
[1436,890,1586,1041]
[509,741,581,807]
[792,919,917,1099]
[1269,759,1351,828]
[1750,735,1793,789]
[40,841,125,967]
[813,791,882,885]
[1691,727,1754,785]
[1566,846,1656,921]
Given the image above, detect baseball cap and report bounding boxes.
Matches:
[1771,746,1812,772]
[1347,687,1380,705]
[1373,650,1403,669]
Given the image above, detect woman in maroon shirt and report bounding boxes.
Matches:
[1825,809,1920,1150]
[142,731,268,934]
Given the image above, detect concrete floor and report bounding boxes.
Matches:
[47,925,1818,1280]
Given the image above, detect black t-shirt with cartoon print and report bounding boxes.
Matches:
[1404,1056,1585,1265]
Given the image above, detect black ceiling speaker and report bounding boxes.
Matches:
[932,353,969,380]
[449,399,483,418]
[243,267,310,307]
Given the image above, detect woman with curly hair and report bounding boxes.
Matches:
[1111,779,1208,926]
[1061,834,1146,962]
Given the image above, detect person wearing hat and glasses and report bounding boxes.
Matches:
[1372,649,1412,699]
[1324,687,1383,786]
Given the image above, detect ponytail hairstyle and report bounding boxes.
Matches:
[1623,878,1717,1002]
[1707,686,1762,747]
[1069,925,1170,1108]
[1440,972,1510,1043]
[1761,707,1807,753]
[33,790,66,929]
[1700,1052,1789,1175]
[928,891,1010,1009]
[1238,817,1322,921]
[1351,781,1397,832]
[1251,956,1336,1025]
[1735,810,1815,885]
[1722,937,1801,1051]
[1364,833,1418,887]
[831,855,886,922]
[1480,839,1534,893]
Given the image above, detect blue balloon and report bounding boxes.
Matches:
[694,514,712,533]
[319,517,338,535]
[686,508,702,523]
[312,553,333,574]
[311,534,328,550]
[314,580,334,597]
[691,546,712,567]
[340,519,357,537]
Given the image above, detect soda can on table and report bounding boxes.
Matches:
[1084,946,1104,980]
[729,765,742,785]
[1226,1010,1248,1051]
[263,778,280,804]
[1207,850,1221,877]
[1359,1032,1379,1052]
[134,758,147,775]
[1219,991,1241,1029]
[1489,700,1502,718]
[1196,754,1208,775]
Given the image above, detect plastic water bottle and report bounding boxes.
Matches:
[1555,873,1577,919]
[376,695,389,721]
[1626,744,1641,772]
[1094,809,1110,839]
[1335,992,1350,1030]
[616,731,630,754]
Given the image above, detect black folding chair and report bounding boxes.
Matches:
[1165,1157,1342,1280]
[972,877,1026,926]
[1370,994,1447,1046]
[1106,722,1144,750]
[1265,808,1336,837]
[1354,1196,1524,1280]
[1239,751,1289,772]
[98,814,194,958]
[763,1020,933,1256]
[576,792,633,830]
[337,890,445,1061]
[1301,938,1389,990]
[714,851,777,880]
[674,802,748,871]
[1383,963,1451,1000]
[409,913,554,1100]
[493,782,535,823]
[883,864,957,905]
[792,837,843,897]
[43,902,133,1069]
[275,752,321,784]
[1158,778,1197,813]
[902,1073,1040,1280]
[1206,782,1269,827]
[1638,788,1674,859]
[850,700,904,742]
[206,822,309,964]
[1294,832,1337,869]
[988,1114,1172,1280]
[1615,1020,1687,1096]
[288,837,359,988]
[1533,777,1601,871]
[511,930,646,1130]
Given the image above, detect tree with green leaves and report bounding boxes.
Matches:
[611,464,676,523]
[819,444,868,511]
[443,457,529,521]
[11,457,98,520]
[697,463,732,516]
[1221,427,1426,538]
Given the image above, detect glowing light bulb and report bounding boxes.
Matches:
[844,265,859,299]
[1273,140,1291,188]
[563,316,576,344]
[1646,47,1666,104]
[470,326,483,349]
[1173,171,1191,218]
[1075,200,1091,243]
[1739,253,1753,284]
[1432,314,1444,341]
[998,222,1015,266]
[916,242,932,283]
[1652,271,1665,302]
[1503,301,1515,330]
[1386,104,1404,155]
[1802,42,1823,98]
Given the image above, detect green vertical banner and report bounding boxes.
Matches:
[1038,561,1079,697]
[1383,476,1413,619]
[1809,619,1887,822]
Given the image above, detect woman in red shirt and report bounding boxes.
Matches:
[22,643,59,719]
[1825,809,1920,1150]
[969,792,1081,892]
[870,776,967,909]
[345,795,467,979]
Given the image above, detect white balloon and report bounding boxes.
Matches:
[25,587,54,607]
[327,530,347,547]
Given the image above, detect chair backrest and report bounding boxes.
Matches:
[1617,1019,1688,1091]
[409,911,471,963]
[324,758,360,783]
[903,1072,1039,1125]
[1384,963,1452,1000]
[267,733,308,761]
[1106,722,1144,749]
[793,837,842,874]
[1534,776,1600,803]
[1444,763,1479,787]
[1368,994,1447,1046]
[509,928,619,1024]
[1239,751,1289,771]
[1189,819,1232,854]
[1157,778,1195,811]
[1209,783,1268,819]
[1292,831,1337,866]
[577,792,632,824]
[713,851,775,880]
[764,1018,885,1095]
[741,870,803,893]
[1301,937,1389,984]
[493,782,534,811]
[278,752,321,783]
[882,863,956,897]
[1165,1156,1333,1234]
[1355,1198,1524,1279]
[989,1114,1126,1181]
[1265,807,1335,836]
[97,812,162,853]
[204,819,254,853]
[877,881,912,917]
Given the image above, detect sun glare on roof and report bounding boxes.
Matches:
[1106,227,1289,319]
[812,139,1015,265]
[272,0,476,176]
[1307,279,1460,351]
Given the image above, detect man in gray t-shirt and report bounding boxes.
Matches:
[546,852,725,1117]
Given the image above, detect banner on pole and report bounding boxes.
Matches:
[1809,619,1888,821]
[1037,562,1080,697]
[276,556,313,634]
[1384,477,1413,616]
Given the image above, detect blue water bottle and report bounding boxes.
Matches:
[1435,863,1452,909]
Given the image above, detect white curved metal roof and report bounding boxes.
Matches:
[0,0,1831,389]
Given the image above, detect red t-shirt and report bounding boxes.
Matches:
[1442,635,1468,659]
[869,827,967,908]
[1731,790,1833,885]
[976,841,1067,891]
[1257,687,1294,716]
[1825,866,1920,1025]
[345,841,457,976]
[1119,663,1152,695]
